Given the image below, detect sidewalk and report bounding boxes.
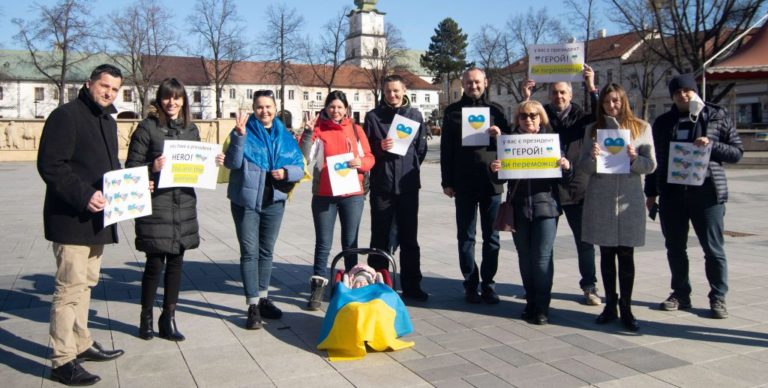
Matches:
[1,161,768,387]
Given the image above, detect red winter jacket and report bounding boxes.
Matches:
[309,116,374,197]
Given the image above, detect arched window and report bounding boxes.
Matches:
[372,48,379,57]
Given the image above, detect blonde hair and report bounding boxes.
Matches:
[515,100,550,128]
[594,83,645,140]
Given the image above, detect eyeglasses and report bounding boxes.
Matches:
[518,112,539,120]
[254,90,274,98]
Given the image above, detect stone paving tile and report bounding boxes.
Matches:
[455,349,512,373]
[514,372,588,388]
[461,373,514,388]
[493,362,564,385]
[482,345,539,367]
[698,354,768,385]
[557,333,621,354]
[431,378,475,388]
[340,362,426,387]
[599,346,689,373]
[409,362,487,383]
[594,374,676,387]
[649,364,753,387]
[550,358,616,384]
[570,354,641,379]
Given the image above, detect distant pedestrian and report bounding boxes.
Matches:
[645,74,743,319]
[580,83,656,332]
[224,90,305,329]
[441,67,511,304]
[37,64,126,386]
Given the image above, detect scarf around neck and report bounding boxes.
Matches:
[243,115,304,173]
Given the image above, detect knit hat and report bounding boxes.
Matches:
[668,73,699,97]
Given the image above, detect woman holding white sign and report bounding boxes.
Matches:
[224,90,305,330]
[579,83,656,332]
[490,101,572,325]
[127,78,225,341]
[299,90,375,310]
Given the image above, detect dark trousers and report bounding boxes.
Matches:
[454,192,501,291]
[562,202,597,289]
[513,209,557,315]
[369,190,422,293]
[659,180,728,301]
[599,246,635,303]
[141,251,184,310]
[311,195,365,277]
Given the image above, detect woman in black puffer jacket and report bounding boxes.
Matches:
[126,78,220,342]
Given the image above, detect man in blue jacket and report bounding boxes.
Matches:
[645,74,743,319]
[37,64,126,385]
[364,74,428,300]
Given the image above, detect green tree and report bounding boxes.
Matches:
[420,18,469,105]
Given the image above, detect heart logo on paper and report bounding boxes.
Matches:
[468,114,486,130]
[603,137,625,155]
[396,124,412,139]
[334,162,351,177]
[545,146,553,152]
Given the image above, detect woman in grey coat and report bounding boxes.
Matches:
[580,83,656,331]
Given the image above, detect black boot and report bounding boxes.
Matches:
[50,360,101,386]
[138,308,154,340]
[619,299,639,331]
[158,305,185,341]
[596,293,618,324]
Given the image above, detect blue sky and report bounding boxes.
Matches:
[0,0,622,56]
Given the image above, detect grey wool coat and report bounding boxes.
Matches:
[579,121,657,247]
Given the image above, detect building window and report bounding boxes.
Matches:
[367,93,372,101]
[0,86,3,100]
[411,93,417,103]
[288,89,295,100]
[594,71,600,86]
[372,48,379,57]
[68,87,77,101]
[53,88,59,101]
[316,92,322,101]
[276,89,281,99]
[192,112,203,119]
[246,89,253,99]
[354,92,360,102]
[35,87,45,101]
[193,91,202,103]
[649,104,656,120]
[425,94,430,103]
[496,84,502,95]
[229,88,236,99]
[230,112,237,118]
[607,69,613,84]
[303,91,309,100]
[123,89,133,102]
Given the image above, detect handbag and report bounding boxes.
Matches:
[493,180,520,232]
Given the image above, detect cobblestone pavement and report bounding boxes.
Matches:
[2,159,768,387]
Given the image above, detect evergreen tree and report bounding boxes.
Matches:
[420,18,469,104]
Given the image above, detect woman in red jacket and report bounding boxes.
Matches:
[300,90,375,310]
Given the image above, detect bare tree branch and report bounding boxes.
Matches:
[302,6,352,93]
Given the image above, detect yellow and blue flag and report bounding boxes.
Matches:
[317,282,414,361]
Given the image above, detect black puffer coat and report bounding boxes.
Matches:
[126,113,200,254]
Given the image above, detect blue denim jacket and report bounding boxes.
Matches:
[224,131,304,210]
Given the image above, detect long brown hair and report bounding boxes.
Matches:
[593,83,645,140]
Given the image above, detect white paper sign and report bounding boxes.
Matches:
[528,42,585,83]
[462,107,490,146]
[386,114,420,156]
[158,140,222,190]
[667,142,712,186]
[327,152,361,196]
[497,134,562,179]
[596,129,631,174]
[103,167,152,227]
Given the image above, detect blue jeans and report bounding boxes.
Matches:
[231,200,285,305]
[311,195,365,277]
[659,179,728,302]
[513,207,557,315]
[561,202,597,289]
[455,192,501,291]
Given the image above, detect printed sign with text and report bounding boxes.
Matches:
[667,142,711,186]
[103,167,152,227]
[497,134,562,179]
[158,140,222,190]
[528,42,585,83]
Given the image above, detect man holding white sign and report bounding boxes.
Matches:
[645,74,743,319]
[441,67,511,304]
[364,75,429,301]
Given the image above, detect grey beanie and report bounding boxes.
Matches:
[668,73,699,97]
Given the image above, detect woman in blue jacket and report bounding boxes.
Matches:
[224,90,304,330]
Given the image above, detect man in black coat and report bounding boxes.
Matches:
[520,65,602,306]
[441,67,511,304]
[37,64,126,386]
[645,74,743,319]
[364,74,428,301]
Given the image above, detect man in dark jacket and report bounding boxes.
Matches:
[364,74,428,301]
[645,74,743,319]
[441,67,511,304]
[520,65,602,306]
[37,64,126,386]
